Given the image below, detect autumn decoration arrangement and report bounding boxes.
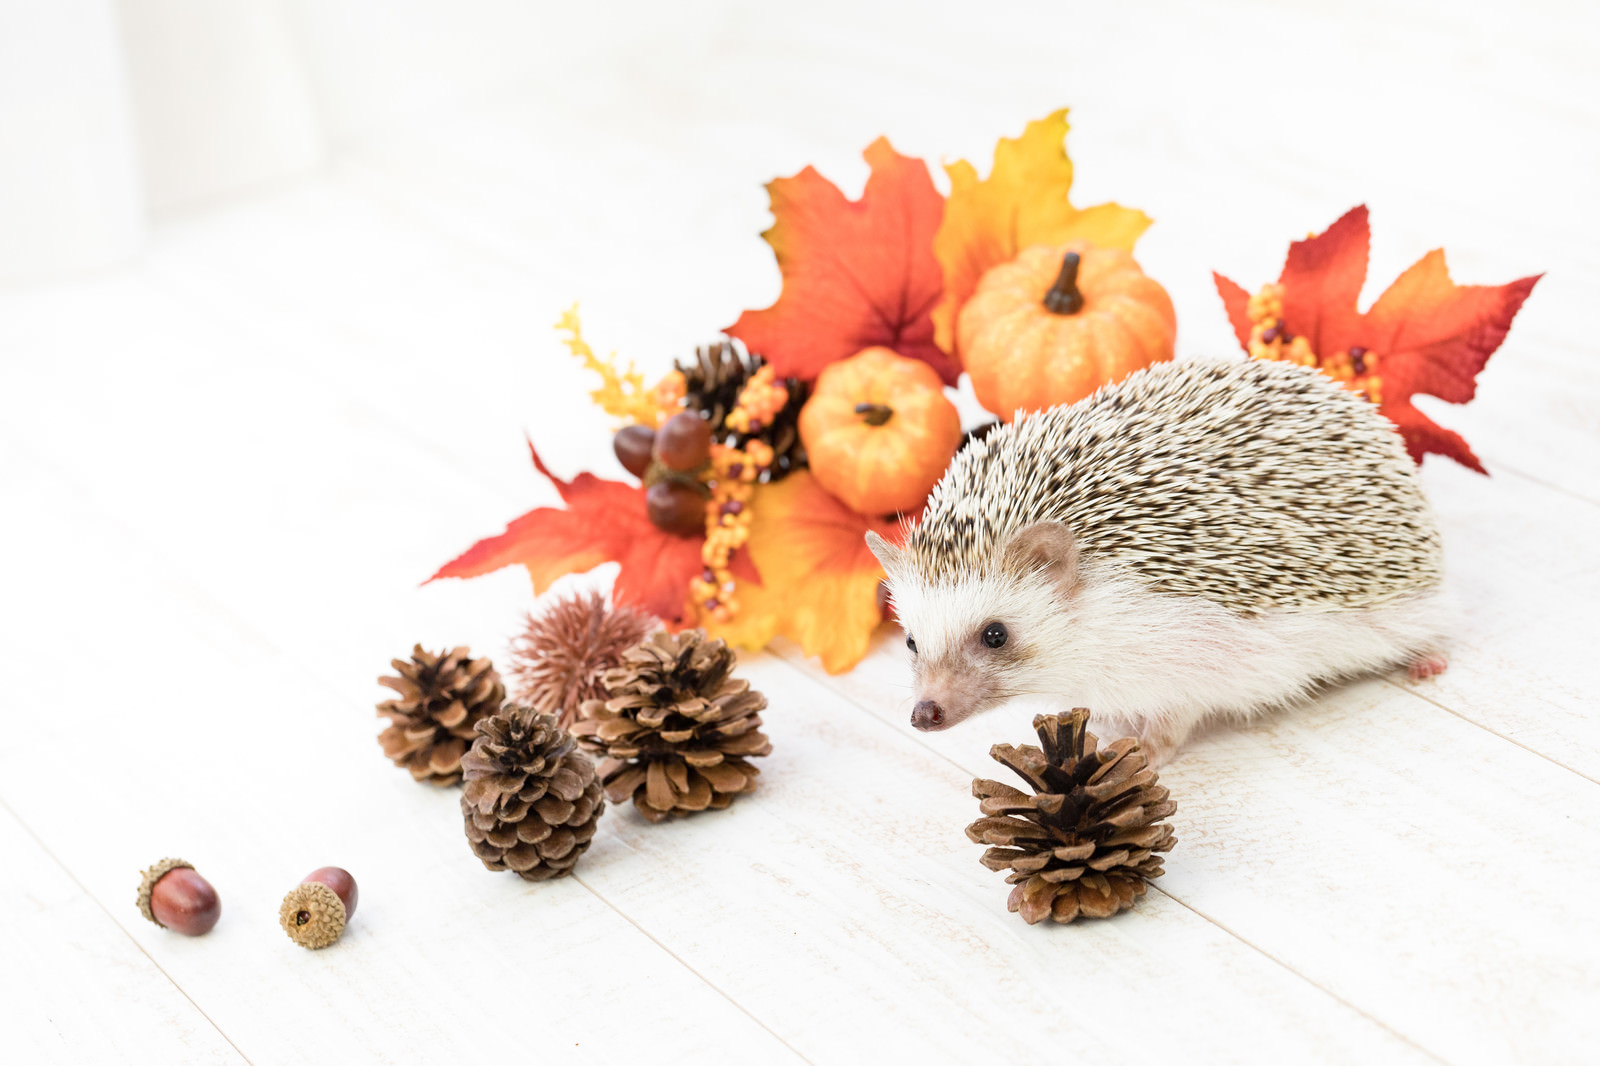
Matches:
[398,106,1538,924]
[428,108,1538,680]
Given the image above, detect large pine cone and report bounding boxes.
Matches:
[676,340,807,479]
[571,630,771,822]
[967,710,1176,924]
[377,645,505,785]
[461,705,604,880]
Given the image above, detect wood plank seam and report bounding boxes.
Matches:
[0,793,255,1066]
[571,872,816,1064]
[1384,678,1600,788]
[758,646,1450,1061]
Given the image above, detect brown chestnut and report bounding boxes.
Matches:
[654,411,712,472]
[646,480,706,537]
[279,866,358,949]
[137,858,220,936]
[613,424,656,478]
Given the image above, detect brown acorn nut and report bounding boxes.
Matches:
[279,866,358,949]
[136,858,220,936]
[646,479,706,537]
[654,411,712,471]
[613,424,656,478]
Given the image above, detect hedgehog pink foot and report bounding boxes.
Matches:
[1408,654,1449,681]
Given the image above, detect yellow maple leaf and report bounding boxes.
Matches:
[703,471,898,674]
[931,109,1153,357]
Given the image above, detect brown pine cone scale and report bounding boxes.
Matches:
[967,709,1176,925]
[573,630,771,822]
[377,645,505,785]
[461,705,604,880]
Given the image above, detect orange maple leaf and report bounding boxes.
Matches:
[931,109,1152,358]
[704,471,900,674]
[429,441,728,627]
[727,138,957,385]
[1214,205,1541,472]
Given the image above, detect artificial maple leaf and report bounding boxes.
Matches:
[931,109,1153,358]
[1214,205,1541,472]
[704,471,900,674]
[727,137,957,385]
[429,441,709,626]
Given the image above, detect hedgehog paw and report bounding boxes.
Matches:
[1407,654,1448,681]
[1135,723,1187,768]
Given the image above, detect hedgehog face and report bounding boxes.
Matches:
[868,523,1080,732]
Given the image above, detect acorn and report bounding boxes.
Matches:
[654,411,712,472]
[136,858,220,936]
[613,424,656,478]
[646,480,705,537]
[279,866,359,949]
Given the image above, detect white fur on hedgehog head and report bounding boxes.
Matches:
[867,522,1079,732]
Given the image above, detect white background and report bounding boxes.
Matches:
[2,1,1598,1063]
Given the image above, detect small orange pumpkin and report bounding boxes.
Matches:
[799,346,962,516]
[957,241,1176,420]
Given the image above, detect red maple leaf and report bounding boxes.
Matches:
[1214,205,1540,473]
[429,442,754,627]
[727,137,957,385]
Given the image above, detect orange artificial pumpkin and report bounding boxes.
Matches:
[799,346,962,516]
[957,241,1176,420]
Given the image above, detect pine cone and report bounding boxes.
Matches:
[676,340,808,478]
[377,645,505,785]
[508,591,655,728]
[572,630,771,822]
[967,710,1176,925]
[461,705,604,880]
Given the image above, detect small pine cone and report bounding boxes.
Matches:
[508,591,655,729]
[967,710,1176,925]
[461,705,604,881]
[571,630,771,822]
[675,340,808,479]
[377,645,505,785]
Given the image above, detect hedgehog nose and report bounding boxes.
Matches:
[911,700,946,731]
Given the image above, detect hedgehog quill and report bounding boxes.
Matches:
[868,357,1448,764]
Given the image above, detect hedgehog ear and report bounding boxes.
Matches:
[1001,521,1078,595]
[865,531,905,579]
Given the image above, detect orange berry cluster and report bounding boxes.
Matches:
[652,369,689,418]
[690,440,774,624]
[1246,284,1382,404]
[724,366,789,435]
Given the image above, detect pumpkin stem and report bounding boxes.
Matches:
[854,402,894,427]
[1044,251,1085,315]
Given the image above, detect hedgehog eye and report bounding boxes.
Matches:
[906,636,917,654]
[981,622,1008,649]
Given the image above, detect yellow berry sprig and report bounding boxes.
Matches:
[1246,283,1382,404]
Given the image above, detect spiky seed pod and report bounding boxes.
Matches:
[675,339,808,478]
[571,630,770,822]
[377,645,505,785]
[460,705,605,880]
[967,710,1176,925]
[909,357,1444,611]
[508,591,656,729]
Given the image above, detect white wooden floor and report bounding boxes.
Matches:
[4,2,1599,1063]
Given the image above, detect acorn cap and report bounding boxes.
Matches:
[136,858,195,926]
[279,881,347,949]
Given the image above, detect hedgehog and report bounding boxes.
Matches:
[866,356,1449,764]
